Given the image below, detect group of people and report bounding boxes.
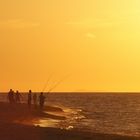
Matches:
[8,89,46,109]
[8,89,22,104]
[27,90,46,109]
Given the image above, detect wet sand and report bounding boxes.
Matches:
[0,102,139,140]
[0,123,140,140]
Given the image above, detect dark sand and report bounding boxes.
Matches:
[0,102,139,140]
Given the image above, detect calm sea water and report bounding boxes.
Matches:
[1,93,140,137]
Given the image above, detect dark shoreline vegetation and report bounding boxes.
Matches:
[0,102,139,140]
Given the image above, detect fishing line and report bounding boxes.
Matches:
[47,74,71,94]
[42,73,54,92]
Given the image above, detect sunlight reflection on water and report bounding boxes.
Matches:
[34,106,85,130]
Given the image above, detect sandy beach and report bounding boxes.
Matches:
[1,123,140,140]
[0,102,139,140]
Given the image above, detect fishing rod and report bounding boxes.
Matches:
[42,73,54,92]
[46,74,71,94]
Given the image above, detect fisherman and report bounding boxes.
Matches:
[39,92,46,109]
[8,89,15,104]
[27,90,32,108]
[15,90,22,103]
[33,93,37,108]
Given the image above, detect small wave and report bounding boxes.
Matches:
[35,105,86,130]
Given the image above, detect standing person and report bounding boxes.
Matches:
[27,90,32,108]
[33,93,37,108]
[15,90,22,103]
[8,89,15,104]
[39,92,46,109]
[8,89,12,103]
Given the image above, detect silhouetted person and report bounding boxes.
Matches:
[39,92,46,109]
[27,90,32,108]
[8,89,15,104]
[33,93,37,108]
[15,90,22,103]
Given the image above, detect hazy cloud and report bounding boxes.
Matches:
[85,33,96,39]
[0,19,40,29]
[66,19,122,29]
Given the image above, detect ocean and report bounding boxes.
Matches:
[2,93,140,137]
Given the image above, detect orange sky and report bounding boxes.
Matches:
[1,0,140,92]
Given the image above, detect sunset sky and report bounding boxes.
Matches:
[1,0,140,92]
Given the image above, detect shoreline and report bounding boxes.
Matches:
[0,102,65,125]
[0,102,139,140]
